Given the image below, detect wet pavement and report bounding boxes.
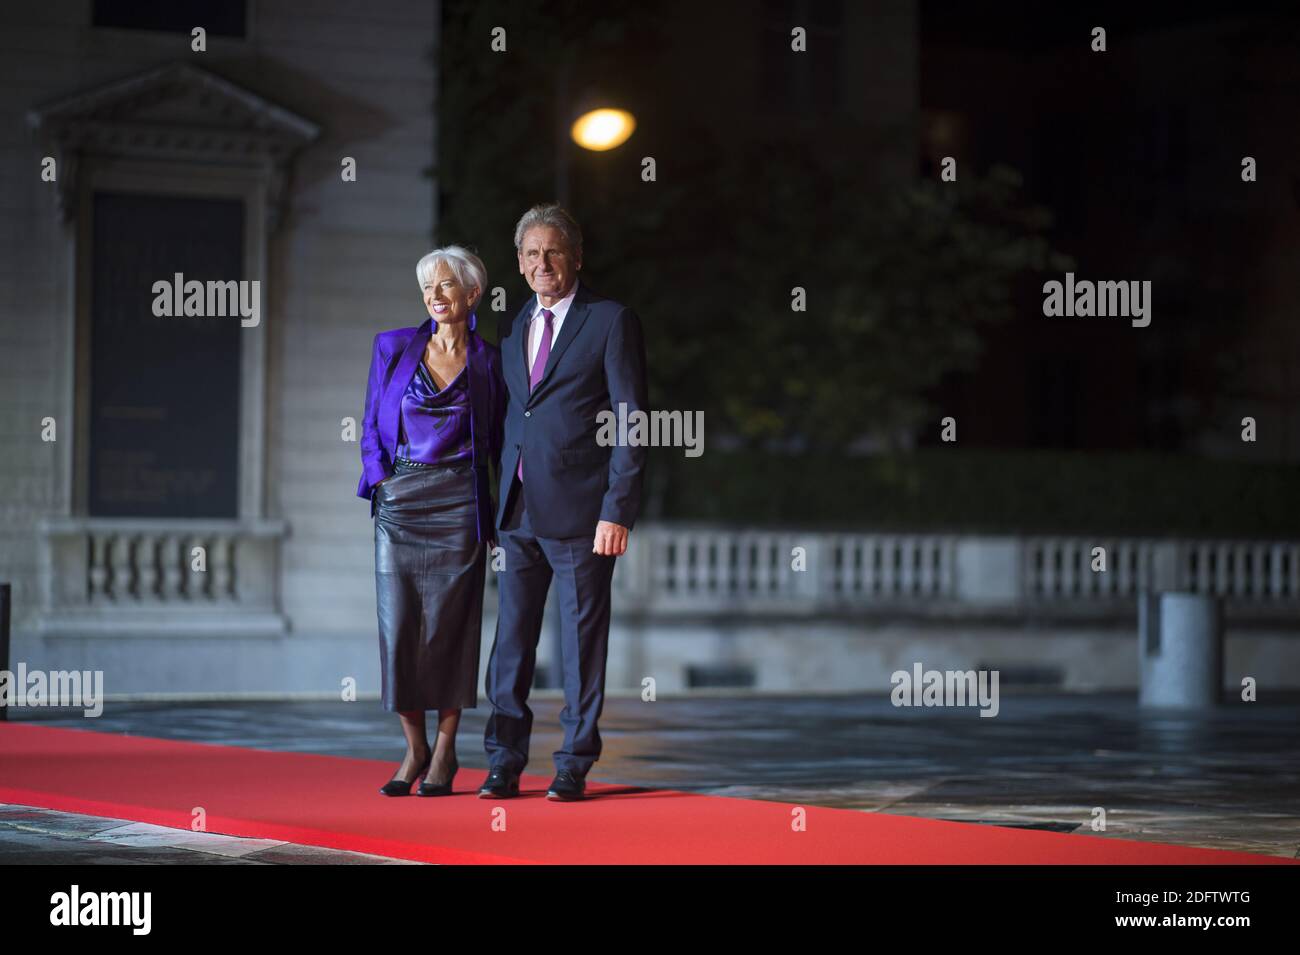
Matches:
[3,691,1298,863]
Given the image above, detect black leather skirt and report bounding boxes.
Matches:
[373,460,485,711]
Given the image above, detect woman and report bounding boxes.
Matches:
[357,245,505,796]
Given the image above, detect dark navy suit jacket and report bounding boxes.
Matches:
[357,318,506,541]
[496,280,648,539]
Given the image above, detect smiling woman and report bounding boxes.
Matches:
[417,247,486,332]
[356,244,506,799]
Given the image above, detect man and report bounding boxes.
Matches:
[481,203,648,801]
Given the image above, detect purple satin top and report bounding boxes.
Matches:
[394,360,472,464]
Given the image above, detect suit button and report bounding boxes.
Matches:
[524,411,531,417]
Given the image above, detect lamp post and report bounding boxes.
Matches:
[554,72,636,206]
[541,91,635,690]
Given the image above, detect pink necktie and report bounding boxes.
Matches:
[517,307,554,481]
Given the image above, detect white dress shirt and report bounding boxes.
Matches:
[526,281,579,370]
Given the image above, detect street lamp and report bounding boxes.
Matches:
[571,108,636,152]
[554,76,636,205]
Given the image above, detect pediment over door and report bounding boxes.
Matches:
[27,61,320,230]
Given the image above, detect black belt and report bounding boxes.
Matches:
[394,457,474,470]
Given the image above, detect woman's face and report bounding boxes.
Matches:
[422,260,477,325]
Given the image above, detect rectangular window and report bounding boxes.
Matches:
[88,193,243,518]
[92,0,247,38]
[760,0,844,112]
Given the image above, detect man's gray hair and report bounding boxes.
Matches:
[416,245,487,308]
[513,202,583,257]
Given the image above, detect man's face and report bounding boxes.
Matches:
[517,225,581,300]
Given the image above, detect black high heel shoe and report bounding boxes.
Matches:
[379,749,432,797]
[417,756,459,797]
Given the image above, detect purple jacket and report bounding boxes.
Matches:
[357,317,506,541]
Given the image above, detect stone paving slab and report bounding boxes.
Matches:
[0,803,421,864]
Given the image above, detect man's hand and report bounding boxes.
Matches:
[593,520,629,556]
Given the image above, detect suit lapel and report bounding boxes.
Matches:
[501,298,533,401]
[528,281,591,404]
[379,319,431,452]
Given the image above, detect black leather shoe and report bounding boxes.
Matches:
[379,749,432,797]
[417,757,459,797]
[478,768,520,799]
[546,770,585,801]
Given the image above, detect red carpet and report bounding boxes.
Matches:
[0,723,1291,865]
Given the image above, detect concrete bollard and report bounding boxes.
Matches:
[1138,591,1223,708]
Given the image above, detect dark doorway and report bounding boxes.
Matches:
[88,192,243,518]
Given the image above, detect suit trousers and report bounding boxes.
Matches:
[484,477,616,777]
